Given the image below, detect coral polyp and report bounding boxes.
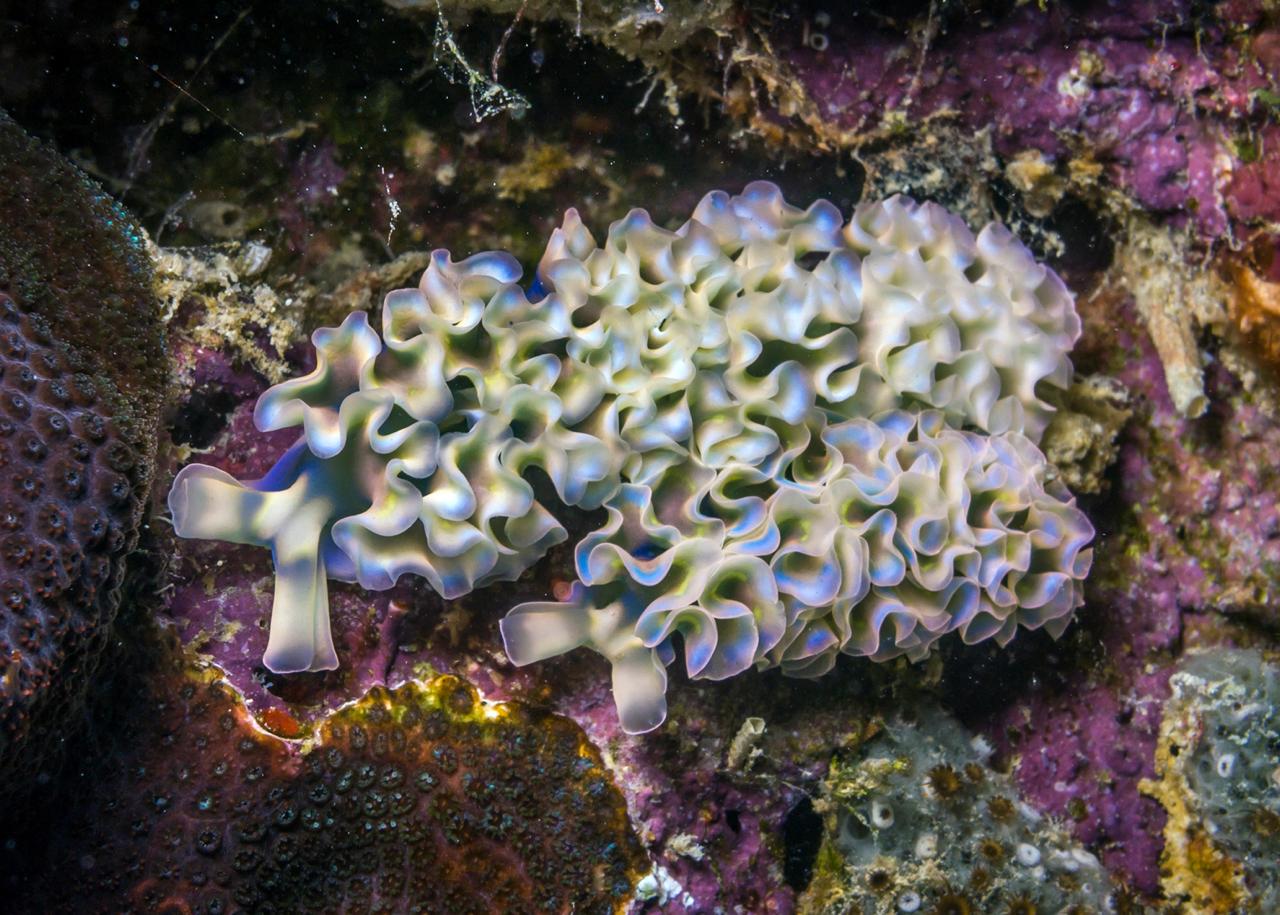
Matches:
[170,182,1093,732]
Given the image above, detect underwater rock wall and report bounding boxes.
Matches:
[608,0,1280,425]
[1,2,1279,913]
[971,286,1280,895]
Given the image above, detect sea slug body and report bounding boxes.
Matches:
[170,182,1093,732]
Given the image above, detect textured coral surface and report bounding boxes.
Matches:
[800,703,1115,915]
[10,643,646,914]
[0,112,163,800]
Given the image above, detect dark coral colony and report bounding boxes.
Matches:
[1,2,1279,914]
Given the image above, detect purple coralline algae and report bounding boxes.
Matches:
[168,183,1094,734]
[772,1,1279,238]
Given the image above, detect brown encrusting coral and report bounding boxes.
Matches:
[11,651,647,914]
[0,111,164,801]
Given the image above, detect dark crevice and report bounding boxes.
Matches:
[170,386,241,448]
[781,795,824,892]
[724,808,742,833]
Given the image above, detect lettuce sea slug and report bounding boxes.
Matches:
[169,183,1094,733]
